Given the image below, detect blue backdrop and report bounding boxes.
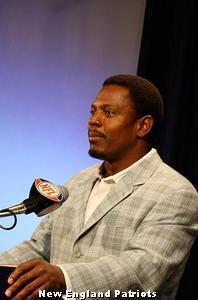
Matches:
[0,0,146,251]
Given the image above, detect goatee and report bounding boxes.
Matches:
[88,148,105,160]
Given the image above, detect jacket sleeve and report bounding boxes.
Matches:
[0,213,53,265]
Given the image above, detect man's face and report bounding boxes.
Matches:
[88,84,139,162]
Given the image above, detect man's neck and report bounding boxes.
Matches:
[103,147,151,177]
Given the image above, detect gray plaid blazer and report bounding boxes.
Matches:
[0,150,198,300]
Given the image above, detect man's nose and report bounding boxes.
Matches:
[88,112,102,127]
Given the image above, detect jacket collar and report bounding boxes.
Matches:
[96,148,162,185]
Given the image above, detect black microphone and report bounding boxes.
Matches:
[0,178,69,218]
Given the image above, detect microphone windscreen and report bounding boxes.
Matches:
[28,178,69,216]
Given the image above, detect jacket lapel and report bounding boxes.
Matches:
[78,173,134,237]
[73,173,98,237]
[75,149,162,239]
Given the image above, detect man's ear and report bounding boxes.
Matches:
[136,115,154,138]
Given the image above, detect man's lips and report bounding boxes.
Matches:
[88,130,106,139]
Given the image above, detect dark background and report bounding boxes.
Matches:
[137,1,197,298]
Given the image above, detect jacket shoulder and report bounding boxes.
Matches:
[153,161,197,194]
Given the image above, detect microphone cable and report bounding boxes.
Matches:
[0,209,17,230]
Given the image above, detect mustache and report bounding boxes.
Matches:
[88,129,106,138]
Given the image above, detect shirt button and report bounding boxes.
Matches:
[74,249,81,258]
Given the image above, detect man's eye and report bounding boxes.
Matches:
[105,110,114,117]
[90,109,95,115]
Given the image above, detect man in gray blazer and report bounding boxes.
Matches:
[1,75,198,300]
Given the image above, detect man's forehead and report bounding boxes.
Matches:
[98,84,130,96]
[92,85,131,105]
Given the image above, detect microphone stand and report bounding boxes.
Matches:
[0,178,68,230]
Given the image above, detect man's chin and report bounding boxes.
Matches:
[88,148,105,160]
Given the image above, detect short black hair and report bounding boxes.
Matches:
[103,74,164,145]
